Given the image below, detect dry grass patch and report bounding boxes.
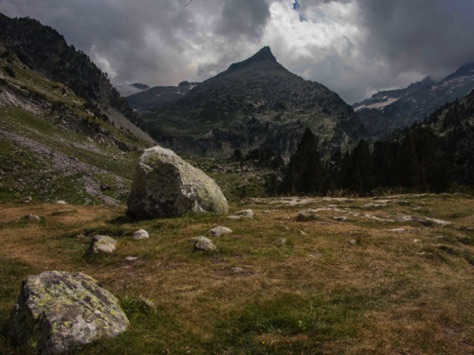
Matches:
[0,194,473,354]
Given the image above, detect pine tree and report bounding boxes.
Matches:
[280,128,324,195]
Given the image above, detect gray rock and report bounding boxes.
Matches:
[193,236,216,252]
[25,214,40,223]
[90,235,117,254]
[228,209,255,220]
[235,209,254,218]
[209,226,233,237]
[8,271,129,354]
[276,237,287,246]
[296,210,318,222]
[397,214,451,227]
[133,229,149,240]
[21,196,33,204]
[127,146,228,219]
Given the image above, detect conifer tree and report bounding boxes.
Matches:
[280,128,324,195]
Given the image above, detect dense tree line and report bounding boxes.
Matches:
[274,96,473,195]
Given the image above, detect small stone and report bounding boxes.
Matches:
[296,210,318,222]
[209,226,233,237]
[233,209,255,219]
[125,256,138,262]
[25,214,40,223]
[55,200,67,205]
[276,237,287,246]
[230,267,244,273]
[333,216,348,221]
[133,229,149,240]
[349,239,357,246]
[90,235,117,254]
[193,236,216,252]
[21,196,33,204]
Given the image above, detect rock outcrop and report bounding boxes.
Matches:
[127,146,228,219]
[8,271,129,354]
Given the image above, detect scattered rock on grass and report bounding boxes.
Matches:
[228,209,255,220]
[276,237,287,246]
[230,267,244,273]
[133,229,149,240]
[193,236,216,252]
[397,214,451,227]
[25,214,40,223]
[90,235,117,254]
[8,271,129,354]
[296,210,318,222]
[20,196,33,204]
[209,226,233,237]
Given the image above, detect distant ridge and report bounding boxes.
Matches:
[354,62,474,138]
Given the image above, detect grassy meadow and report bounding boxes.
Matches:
[0,193,473,354]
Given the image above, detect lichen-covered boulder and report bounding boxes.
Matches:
[193,236,217,252]
[89,235,117,254]
[8,271,129,354]
[127,146,228,219]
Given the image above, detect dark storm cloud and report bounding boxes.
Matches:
[0,0,201,84]
[216,0,271,41]
[358,0,474,77]
[0,0,473,102]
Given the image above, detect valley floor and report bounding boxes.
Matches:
[0,193,473,354]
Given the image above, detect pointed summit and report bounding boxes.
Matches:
[228,46,277,72]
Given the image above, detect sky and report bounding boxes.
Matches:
[1,0,474,103]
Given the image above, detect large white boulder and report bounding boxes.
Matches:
[127,146,228,219]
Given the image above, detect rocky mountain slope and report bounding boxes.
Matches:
[116,82,150,97]
[138,47,365,157]
[354,63,474,138]
[0,14,155,204]
[126,81,197,112]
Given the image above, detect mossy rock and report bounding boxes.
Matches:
[8,271,129,354]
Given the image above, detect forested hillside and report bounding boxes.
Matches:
[277,90,474,195]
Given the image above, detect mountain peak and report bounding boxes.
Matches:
[228,46,277,71]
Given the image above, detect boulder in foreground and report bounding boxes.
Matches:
[127,146,228,219]
[8,271,129,354]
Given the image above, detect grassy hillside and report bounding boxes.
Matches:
[0,45,151,204]
[0,194,473,353]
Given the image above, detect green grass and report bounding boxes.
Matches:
[0,194,473,354]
